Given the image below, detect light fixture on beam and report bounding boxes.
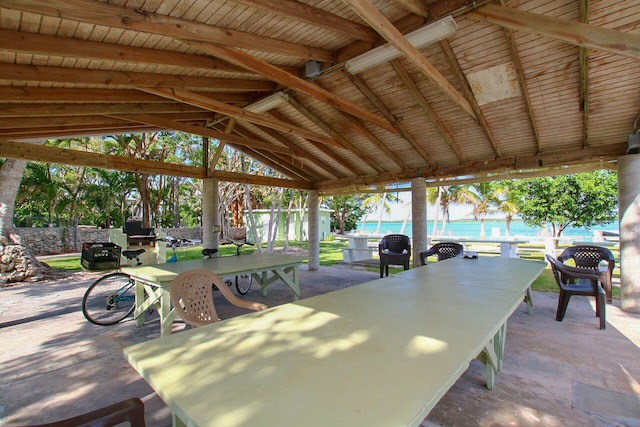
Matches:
[344,16,458,74]
[245,92,289,113]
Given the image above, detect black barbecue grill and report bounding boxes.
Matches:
[123,220,156,246]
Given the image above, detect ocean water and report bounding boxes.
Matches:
[356,220,618,241]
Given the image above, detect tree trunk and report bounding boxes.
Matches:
[0,159,27,245]
[399,204,411,235]
[298,191,308,242]
[244,184,262,252]
[440,201,450,235]
[432,187,441,236]
[0,144,47,283]
[375,193,386,234]
[267,188,283,252]
[283,196,294,251]
[172,177,180,228]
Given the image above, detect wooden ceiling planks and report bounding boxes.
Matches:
[0,0,636,190]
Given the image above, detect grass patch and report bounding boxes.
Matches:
[42,239,351,271]
[39,239,620,300]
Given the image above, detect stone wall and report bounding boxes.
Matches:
[17,226,202,256]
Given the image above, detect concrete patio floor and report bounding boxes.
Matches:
[1,263,639,426]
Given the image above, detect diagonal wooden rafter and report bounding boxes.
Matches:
[235,118,344,180]
[107,114,293,155]
[466,4,640,60]
[230,144,320,183]
[185,41,399,135]
[232,0,379,42]
[0,139,313,188]
[0,124,157,140]
[287,94,388,174]
[346,73,428,167]
[0,113,212,130]
[0,139,204,177]
[209,119,235,172]
[267,109,354,179]
[240,148,322,183]
[317,142,626,192]
[0,87,253,104]
[0,103,207,118]
[0,28,245,75]
[0,0,333,62]
[391,0,429,18]
[0,63,274,92]
[140,87,339,147]
[345,117,397,175]
[211,169,314,190]
[212,121,321,182]
[439,40,501,158]
[579,0,590,148]
[389,59,462,163]
[430,0,495,20]
[270,104,360,175]
[341,0,476,119]
[496,0,542,154]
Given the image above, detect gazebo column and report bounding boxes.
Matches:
[308,189,320,271]
[202,177,219,253]
[411,177,427,267]
[618,155,640,313]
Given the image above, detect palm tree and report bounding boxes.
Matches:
[427,186,441,235]
[438,186,468,235]
[495,180,518,236]
[374,192,399,234]
[456,183,502,238]
[355,191,400,234]
[359,193,380,232]
[84,168,135,228]
[18,163,61,226]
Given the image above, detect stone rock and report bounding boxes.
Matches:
[0,244,45,285]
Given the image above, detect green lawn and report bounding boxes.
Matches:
[42,240,346,270]
[41,239,619,299]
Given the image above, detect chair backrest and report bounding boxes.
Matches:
[432,242,464,261]
[170,269,221,328]
[557,245,615,272]
[30,397,145,427]
[546,254,600,291]
[419,242,464,265]
[379,234,411,254]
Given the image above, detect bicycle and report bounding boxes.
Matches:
[81,248,147,326]
[202,240,255,295]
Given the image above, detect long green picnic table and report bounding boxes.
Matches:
[125,256,544,426]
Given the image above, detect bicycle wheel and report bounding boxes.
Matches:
[235,273,253,295]
[82,272,136,325]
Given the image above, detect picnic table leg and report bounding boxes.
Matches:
[134,280,146,327]
[159,287,174,337]
[256,267,300,300]
[479,322,508,390]
[494,322,507,371]
[173,413,187,427]
[134,282,163,327]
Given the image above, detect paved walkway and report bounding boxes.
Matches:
[1,264,639,426]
